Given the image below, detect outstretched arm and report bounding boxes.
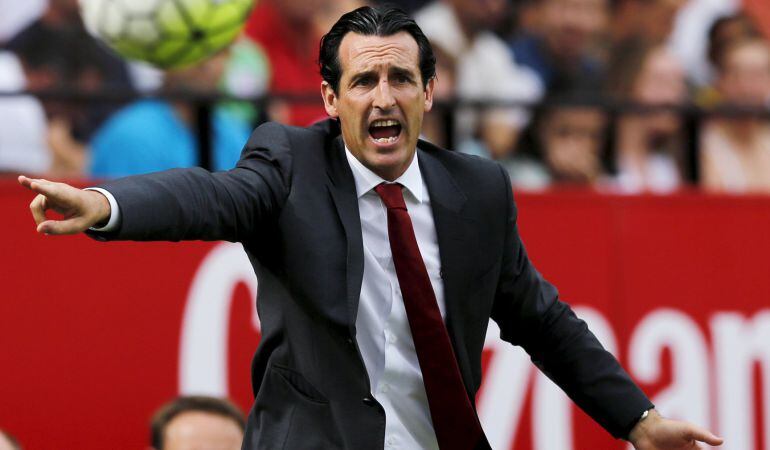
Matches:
[18,121,293,243]
[490,165,721,446]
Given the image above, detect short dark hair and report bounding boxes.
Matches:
[318,6,436,93]
[150,396,245,449]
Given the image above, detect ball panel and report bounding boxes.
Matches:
[156,1,191,38]
[97,2,128,39]
[116,0,163,15]
[126,17,161,45]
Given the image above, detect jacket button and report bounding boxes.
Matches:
[346,338,354,346]
[362,396,376,406]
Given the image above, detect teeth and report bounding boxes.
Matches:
[374,136,399,144]
[371,119,400,128]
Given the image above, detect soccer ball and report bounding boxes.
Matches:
[79,0,255,69]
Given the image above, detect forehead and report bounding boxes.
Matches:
[338,32,420,76]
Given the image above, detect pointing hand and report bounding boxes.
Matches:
[18,175,111,235]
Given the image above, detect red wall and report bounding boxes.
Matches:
[2,180,769,449]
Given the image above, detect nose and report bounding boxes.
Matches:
[373,78,396,111]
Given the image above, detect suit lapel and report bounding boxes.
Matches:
[326,136,365,337]
[418,146,477,389]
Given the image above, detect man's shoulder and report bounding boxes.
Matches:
[244,119,339,151]
[418,138,504,178]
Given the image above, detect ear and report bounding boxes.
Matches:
[321,81,339,118]
[423,77,436,113]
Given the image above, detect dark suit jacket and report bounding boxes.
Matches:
[93,119,653,449]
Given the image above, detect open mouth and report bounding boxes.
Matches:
[368,119,403,145]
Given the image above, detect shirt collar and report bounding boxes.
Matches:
[344,145,424,203]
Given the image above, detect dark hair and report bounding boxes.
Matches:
[319,6,436,93]
[707,13,762,71]
[0,430,22,450]
[150,396,245,449]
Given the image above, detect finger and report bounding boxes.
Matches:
[37,217,88,236]
[687,425,724,446]
[18,175,34,189]
[28,179,61,198]
[29,194,49,226]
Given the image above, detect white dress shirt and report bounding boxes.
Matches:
[90,147,445,449]
[345,148,443,450]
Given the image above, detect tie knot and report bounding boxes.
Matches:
[375,183,407,210]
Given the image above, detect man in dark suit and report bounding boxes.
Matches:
[19,6,722,450]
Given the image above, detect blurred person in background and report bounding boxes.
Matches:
[87,50,252,178]
[611,0,687,45]
[415,0,543,163]
[5,0,133,103]
[0,430,21,450]
[701,34,770,193]
[244,0,367,126]
[150,396,245,450]
[2,0,135,179]
[607,39,689,193]
[513,87,610,189]
[697,12,762,105]
[509,0,610,92]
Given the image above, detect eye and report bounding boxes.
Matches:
[353,76,374,87]
[395,74,412,84]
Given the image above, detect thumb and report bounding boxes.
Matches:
[686,425,723,446]
[38,217,89,235]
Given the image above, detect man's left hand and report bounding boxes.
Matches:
[629,409,723,449]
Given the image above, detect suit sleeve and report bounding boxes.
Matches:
[489,165,653,440]
[86,121,292,243]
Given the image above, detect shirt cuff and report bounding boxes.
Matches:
[84,187,120,232]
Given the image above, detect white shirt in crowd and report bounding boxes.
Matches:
[0,51,51,174]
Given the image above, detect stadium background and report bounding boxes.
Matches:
[2,0,770,448]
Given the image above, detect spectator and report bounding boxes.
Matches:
[611,0,688,44]
[666,0,740,87]
[3,0,136,178]
[509,0,609,92]
[415,0,543,161]
[5,0,134,102]
[513,89,610,189]
[150,396,244,450]
[607,39,689,193]
[700,36,770,193]
[697,12,763,105]
[244,0,367,126]
[0,430,21,450]
[88,51,252,178]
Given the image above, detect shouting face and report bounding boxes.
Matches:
[322,32,435,181]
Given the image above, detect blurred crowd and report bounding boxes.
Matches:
[1,0,770,194]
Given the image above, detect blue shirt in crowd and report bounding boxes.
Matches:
[89,99,252,178]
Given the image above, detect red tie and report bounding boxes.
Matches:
[375,183,484,450]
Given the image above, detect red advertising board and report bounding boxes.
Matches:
[1,180,769,449]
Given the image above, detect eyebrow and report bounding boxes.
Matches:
[347,66,418,86]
